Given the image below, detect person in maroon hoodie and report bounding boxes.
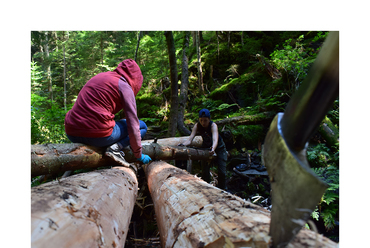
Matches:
[64,59,151,168]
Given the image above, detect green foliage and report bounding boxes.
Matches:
[270,34,317,90]
[31,93,69,144]
[312,166,339,231]
[308,142,339,231]
[307,143,338,168]
[230,125,264,149]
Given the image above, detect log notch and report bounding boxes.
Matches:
[144,161,338,248]
[31,138,210,177]
[31,166,138,248]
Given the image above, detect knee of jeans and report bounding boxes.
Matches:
[139,120,148,130]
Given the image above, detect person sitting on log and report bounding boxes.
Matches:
[64,59,152,168]
[179,109,228,189]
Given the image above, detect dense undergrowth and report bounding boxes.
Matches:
[31,31,339,240]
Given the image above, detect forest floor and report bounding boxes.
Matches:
[124,150,339,247]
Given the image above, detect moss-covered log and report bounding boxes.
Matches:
[31,166,138,248]
[318,116,339,150]
[31,138,211,177]
[144,161,338,248]
[214,112,275,126]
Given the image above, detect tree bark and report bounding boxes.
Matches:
[177,31,191,136]
[44,31,53,103]
[31,137,207,177]
[134,31,142,62]
[144,161,338,248]
[31,166,138,248]
[195,31,204,93]
[63,43,67,111]
[164,31,179,137]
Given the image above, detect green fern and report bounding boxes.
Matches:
[312,165,339,231]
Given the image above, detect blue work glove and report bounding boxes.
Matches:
[137,154,152,164]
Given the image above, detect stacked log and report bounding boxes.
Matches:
[31,137,209,178]
[31,166,138,248]
[144,160,338,248]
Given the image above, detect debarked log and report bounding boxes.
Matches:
[31,139,211,177]
[31,166,138,248]
[144,161,338,248]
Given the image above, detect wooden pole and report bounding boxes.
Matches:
[144,161,338,248]
[31,166,138,248]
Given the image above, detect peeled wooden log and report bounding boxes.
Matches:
[31,166,138,248]
[31,143,107,177]
[141,136,203,147]
[144,161,338,248]
[31,139,211,177]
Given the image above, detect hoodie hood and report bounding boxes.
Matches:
[114,59,143,96]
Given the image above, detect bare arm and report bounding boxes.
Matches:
[210,122,219,155]
[180,124,198,146]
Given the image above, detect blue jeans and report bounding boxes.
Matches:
[66,119,147,148]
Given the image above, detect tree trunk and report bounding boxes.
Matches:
[44,31,53,103]
[31,166,138,248]
[31,138,208,177]
[164,31,179,137]
[177,31,191,136]
[195,31,204,93]
[144,161,338,248]
[134,31,142,62]
[216,31,220,64]
[63,43,67,111]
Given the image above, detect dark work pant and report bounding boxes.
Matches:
[202,140,228,189]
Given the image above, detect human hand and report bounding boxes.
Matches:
[209,147,215,156]
[137,154,152,164]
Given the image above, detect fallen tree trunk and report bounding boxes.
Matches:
[31,166,138,248]
[31,139,210,177]
[144,161,338,248]
[214,112,275,127]
[318,116,339,150]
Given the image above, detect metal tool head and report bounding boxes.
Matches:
[263,31,339,247]
[264,113,328,247]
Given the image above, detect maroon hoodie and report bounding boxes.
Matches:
[64,59,143,158]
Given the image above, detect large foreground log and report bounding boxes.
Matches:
[144,161,338,248]
[31,166,138,248]
[31,139,211,177]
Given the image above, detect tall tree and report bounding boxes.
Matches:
[164,31,178,137]
[177,31,191,136]
[195,31,204,93]
[134,31,142,62]
[44,31,53,103]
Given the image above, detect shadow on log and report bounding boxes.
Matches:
[31,166,138,248]
[144,161,338,248]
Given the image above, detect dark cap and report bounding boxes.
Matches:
[199,109,211,118]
